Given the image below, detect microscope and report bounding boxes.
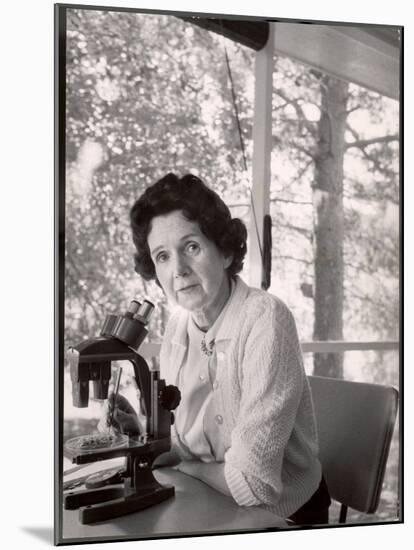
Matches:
[64,299,181,524]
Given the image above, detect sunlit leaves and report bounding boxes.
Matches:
[64,9,255,349]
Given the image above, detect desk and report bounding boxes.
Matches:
[61,466,286,543]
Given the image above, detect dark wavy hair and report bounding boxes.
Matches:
[130,173,247,282]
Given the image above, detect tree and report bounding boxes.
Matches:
[312,76,349,377]
[271,57,399,379]
[65,10,399,385]
[64,9,254,353]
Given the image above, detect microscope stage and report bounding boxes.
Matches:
[65,433,129,454]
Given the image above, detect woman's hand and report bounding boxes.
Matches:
[98,394,141,435]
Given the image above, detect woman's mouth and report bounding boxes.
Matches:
[177,284,199,294]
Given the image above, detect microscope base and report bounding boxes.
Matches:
[64,483,175,524]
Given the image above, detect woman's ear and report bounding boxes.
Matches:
[224,254,233,270]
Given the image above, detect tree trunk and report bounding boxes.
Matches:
[313,76,349,378]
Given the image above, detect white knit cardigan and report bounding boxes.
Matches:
[160,276,322,518]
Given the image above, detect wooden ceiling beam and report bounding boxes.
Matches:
[177,16,269,50]
[273,23,401,99]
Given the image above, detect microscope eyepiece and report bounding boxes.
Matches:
[126,300,141,318]
[133,300,154,324]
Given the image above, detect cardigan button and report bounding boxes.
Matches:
[213,380,219,390]
[215,414,223,425]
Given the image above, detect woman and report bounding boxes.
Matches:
[106,172,331,525]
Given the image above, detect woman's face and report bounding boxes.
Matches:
[147,210,232,328]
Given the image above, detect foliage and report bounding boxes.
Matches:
[268,56,399,355]
[65,7,399,381]
[63,9,400,523]
[65,9,254,351]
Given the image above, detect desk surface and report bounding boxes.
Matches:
[61,466,285,543]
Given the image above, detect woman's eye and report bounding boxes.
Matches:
[156,252,168,263]
[186,242,200,255]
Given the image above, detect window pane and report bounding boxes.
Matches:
[64,9,254,439]
[269,48,399,376]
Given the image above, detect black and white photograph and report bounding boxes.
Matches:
[53,2,401,546]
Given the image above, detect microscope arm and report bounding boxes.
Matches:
[130,354,152,433]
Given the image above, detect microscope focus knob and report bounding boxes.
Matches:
[160,385,181,411]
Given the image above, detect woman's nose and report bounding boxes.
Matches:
[173,254,190,278]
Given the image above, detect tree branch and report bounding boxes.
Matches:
[345,124,398,178]
[343,177,400,206]
[66,255,104,318]
[273,87,317,138]
[270,197,313,206]
[345,134,399,150]
[275,254,313,266]
[344,284,395,318]
[227,196,312,209]
[277,222,312,238]
[345,104,362,116]
[289,142,316,160]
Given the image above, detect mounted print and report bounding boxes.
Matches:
[54,3,402,545]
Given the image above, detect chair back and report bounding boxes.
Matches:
[308,375,398,515]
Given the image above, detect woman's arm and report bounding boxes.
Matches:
[152,448,182,468]
[222,298,307,507]
[174,461,232,497]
